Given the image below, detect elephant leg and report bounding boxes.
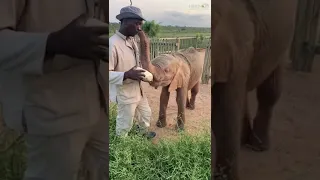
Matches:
[212,79,246,180]
[186,90,190,108]
[241,92,252,145]
[156,86,170,128]
[186,81,200,110]
[246,65,282,152]
[175,87,187,130]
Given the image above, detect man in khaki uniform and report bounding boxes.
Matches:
[0,1,109,180]
[109,6,156,138]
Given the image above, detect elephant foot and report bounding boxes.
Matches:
[214,166,239,180]
[214,174,239,180]
[240,123,252,146]
[186,103,195,110]
[175,120,185,131]
[175,123,184,131]
[213,174,228,180]
[240,131,250,146]
[186,98,190,107]
[245,132,269,152]
[187,97,196,110]
[156,119,167,128]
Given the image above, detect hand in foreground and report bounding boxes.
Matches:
[124,67,146,81]
[46,14,108,61]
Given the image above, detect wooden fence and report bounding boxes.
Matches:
[136,37,210,58]
[136,36,212,84]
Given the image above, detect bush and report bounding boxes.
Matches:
[142,20,161,38]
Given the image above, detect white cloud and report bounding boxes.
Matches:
[109,0,211,27]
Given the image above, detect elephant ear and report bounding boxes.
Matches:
[168,62,188,93]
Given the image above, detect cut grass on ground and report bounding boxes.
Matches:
[109,103,211,180]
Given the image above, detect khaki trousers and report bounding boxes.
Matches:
[23,108,108,180]
[116,95,152,136]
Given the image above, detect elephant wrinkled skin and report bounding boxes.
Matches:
[138,31,206,130]
[212,0,298,179]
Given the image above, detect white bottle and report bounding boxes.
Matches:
[135,67,153,82]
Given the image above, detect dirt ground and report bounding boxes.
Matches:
[142,81,211,142]
[142,57,320,180]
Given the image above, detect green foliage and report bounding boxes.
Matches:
[0,130,26,180]
[196,33,205,41]
[142,20,161,38]
[195,33,206,48]
[0,104,211,180]
[109,103,211,180]
[109,22,211,38]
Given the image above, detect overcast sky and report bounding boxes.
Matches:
[109,0,211,27]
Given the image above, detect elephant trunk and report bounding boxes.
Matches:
[137,31,157,75]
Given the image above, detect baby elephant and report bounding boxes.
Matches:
[138,31,206,130]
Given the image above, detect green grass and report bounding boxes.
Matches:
[109,103,211,180]
[0,104,211,180]
[0,129,26,180]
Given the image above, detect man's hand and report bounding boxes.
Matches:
[124,67,145,81]
[46,14,108,61]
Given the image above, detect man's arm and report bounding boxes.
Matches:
[0,0,49,75]
[109,44,125,85]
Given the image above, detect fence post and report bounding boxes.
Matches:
[201,42,211,84]
[155,39,159,56]
[176,38,180,51]
[196,37,198,48]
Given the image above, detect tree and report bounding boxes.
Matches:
[142,20,161,38]
[196,33,205,48]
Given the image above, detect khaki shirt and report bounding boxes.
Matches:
[0,0,107,135]
[109,31,144,104]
